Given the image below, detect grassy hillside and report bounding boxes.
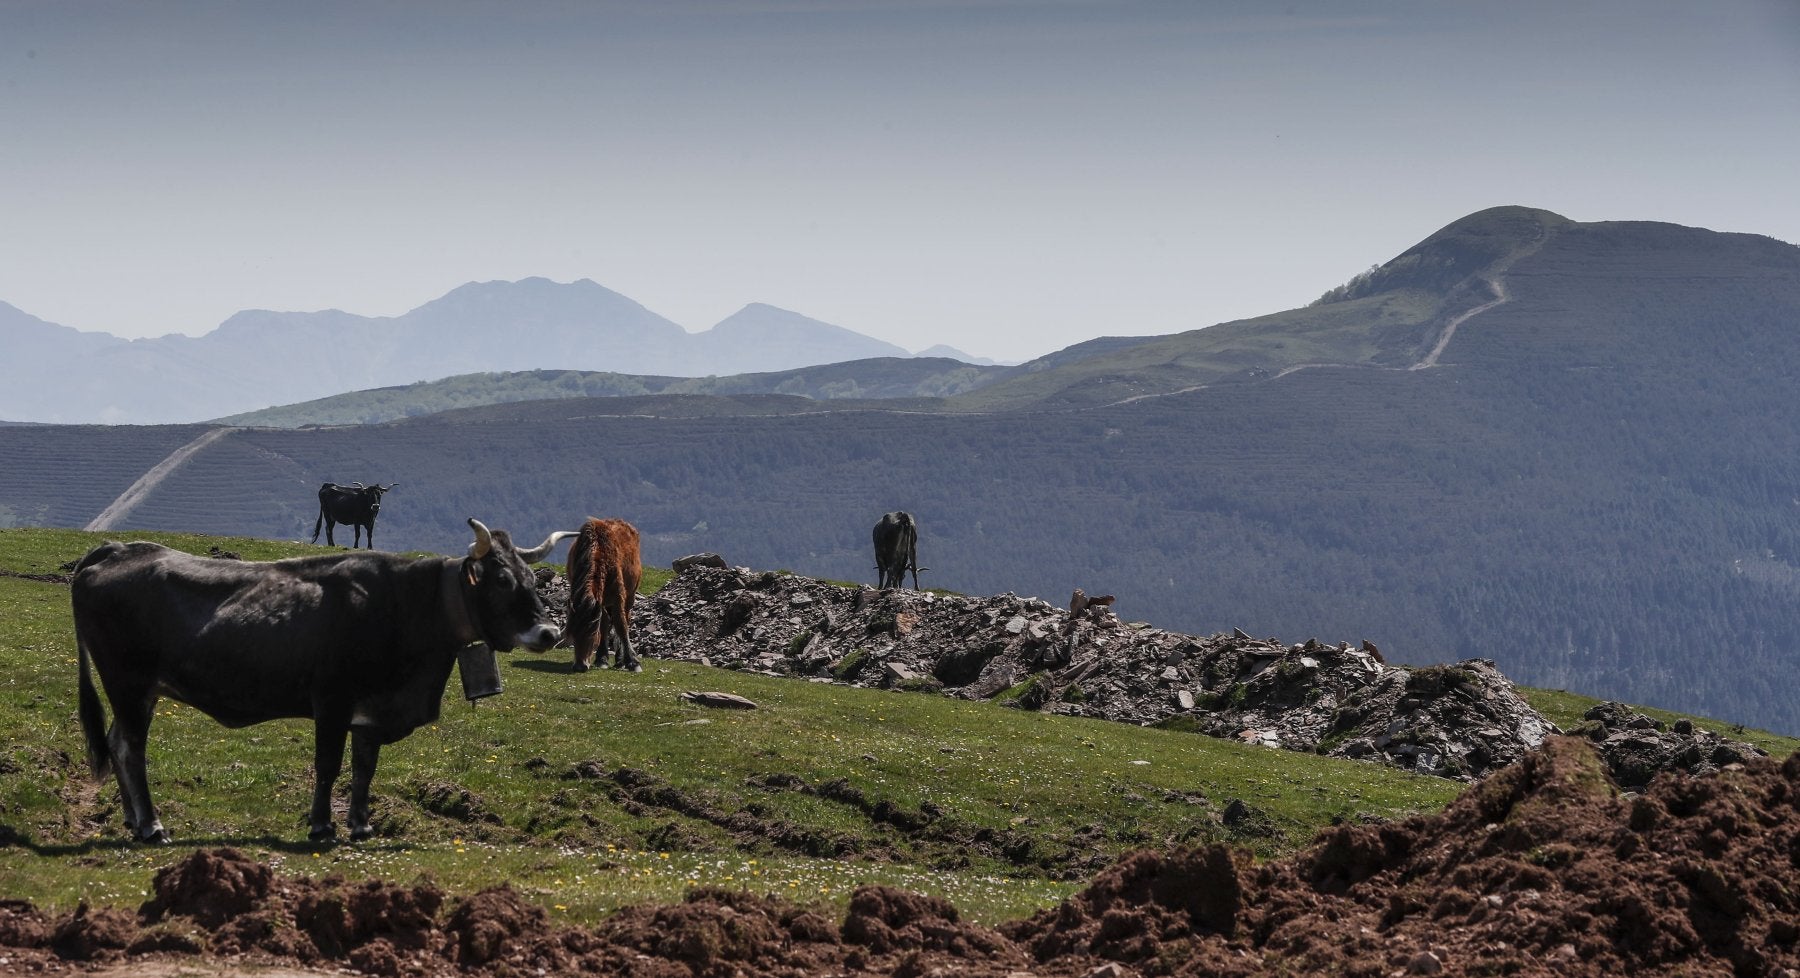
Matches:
[942,206,1569,412]
[0,528,1468,924]
[943,288,1445,411]
[4,529,1792,928]
[214,359,1006,428]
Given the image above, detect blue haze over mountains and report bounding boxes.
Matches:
[0,279,982,425]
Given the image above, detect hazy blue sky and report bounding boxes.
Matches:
[3,1,1796,361]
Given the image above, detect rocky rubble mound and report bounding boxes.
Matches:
[632,566,1557,781]
[7,738,1798,977]
[1574,701,1768,790]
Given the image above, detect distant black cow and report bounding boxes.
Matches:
[71,518,576,843]
[312,482,396,549]
[873,511,921,590]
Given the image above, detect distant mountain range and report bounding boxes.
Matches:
[5,205,1800,736]
[0,281,992,424]
[206,208,1594,427]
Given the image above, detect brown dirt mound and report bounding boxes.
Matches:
[5,739,1800,976]
[443,885,542,965]
[0,898,52,949]
[141,846,274,928]
[841,885,1019,961]
[48,902,138,961]
[0,850,1038,977]
[1007,735,1800,976]
[1012,846,1247,964]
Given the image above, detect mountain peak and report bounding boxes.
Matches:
[699,303,910,371]
[407,278,675,332]
[712,302,824,329]
[433,276,621,303]
[1433,204,1572,237]
[1318,205,1575,305]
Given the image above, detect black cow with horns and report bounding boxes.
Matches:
[71,518,577,844]
[872,511,923,590]
[312,482,396,549]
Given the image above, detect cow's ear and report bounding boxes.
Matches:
[463,558,484,587]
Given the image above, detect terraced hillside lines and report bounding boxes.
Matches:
[119,430,328,543]
[100,423,416,546]
[0,424,212,529]
[85,427,239,531]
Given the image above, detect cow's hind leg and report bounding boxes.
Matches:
[309,722,347,841]
[106,697,168,843]
[604,569,640,672]
[346,730,380,841]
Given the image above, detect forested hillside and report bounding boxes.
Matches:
[4,207,1797,733]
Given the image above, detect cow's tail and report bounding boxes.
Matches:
[76,639,112,780]
[70,544,118,781]
[586,524,614,608]
[310,507,324,544]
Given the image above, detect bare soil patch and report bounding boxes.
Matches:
[4,736,1796,976]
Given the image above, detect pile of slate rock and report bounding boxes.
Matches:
[538,561,1765,786]
[1573,700,1767,790]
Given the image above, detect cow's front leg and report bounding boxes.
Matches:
[346,729,380,841]
[605,597,641,673]
[309,722,347,841]
[108,701,169,843]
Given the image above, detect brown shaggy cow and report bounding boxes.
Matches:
[566,517,643,673]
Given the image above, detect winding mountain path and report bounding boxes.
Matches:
[1123,228,1556,399]
[85,427,238,531]
[1410,230,1550,370]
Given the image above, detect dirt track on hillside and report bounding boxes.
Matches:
[4,736,1797,977]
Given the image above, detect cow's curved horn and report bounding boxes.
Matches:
[351,482,365,489]
[518,530,578,563]
[468,518,493,559]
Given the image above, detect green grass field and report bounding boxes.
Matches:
[1,528,1791,927]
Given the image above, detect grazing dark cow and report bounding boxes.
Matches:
[311,482,396,549]
[72,518,576,844]
[566,517,643,673]
[873,511,921,590]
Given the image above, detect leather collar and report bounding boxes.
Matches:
[441,559,482,647]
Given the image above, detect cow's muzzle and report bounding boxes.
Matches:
[516,624,561,653]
